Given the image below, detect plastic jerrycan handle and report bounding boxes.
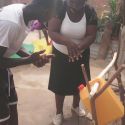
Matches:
[89,82,99,97]
[78,82,99,97]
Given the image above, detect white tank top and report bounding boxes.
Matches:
[53,12,86,55]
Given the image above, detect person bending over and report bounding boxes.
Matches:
[0,0,59,125]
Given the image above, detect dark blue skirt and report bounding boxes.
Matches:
[48,47,91,95]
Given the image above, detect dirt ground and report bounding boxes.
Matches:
[10,32,124,125]
[11,59,106,125]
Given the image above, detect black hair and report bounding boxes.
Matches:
[31,0,58,10]
[23,0,62,24]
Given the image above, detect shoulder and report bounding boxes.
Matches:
[2,4,25,10]
[0,20,19,29]
[0,4,25,24]
[0,21,20,48]
[84,4,98,25]
[0,21,20,38]
[55,0,66,20]
[85,4,96,16]
[0,20,20,34]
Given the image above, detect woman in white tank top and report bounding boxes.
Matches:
[48,0,97,124]
[53,8,87,55]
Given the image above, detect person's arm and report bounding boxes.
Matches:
[17,47,30,57]
[0,22,32,68]
[78,25,97,50]
[48,17,81,60]
[0,21,54,69]
[78,6,98,50]
[0,46,32,68]
[48,17,71,45]
[0,46,54,69]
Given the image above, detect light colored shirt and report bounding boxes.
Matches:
[0,4,29,57]
[53,12,86,55]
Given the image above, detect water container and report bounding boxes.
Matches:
[79,77,124,125]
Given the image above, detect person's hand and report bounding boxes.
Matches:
[66,41,82,62]
[29,50,54,67]
[33,54,55,67]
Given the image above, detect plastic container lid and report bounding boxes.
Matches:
[78,84,85,91]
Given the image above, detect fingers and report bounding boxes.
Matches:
[41,54,55,58]
[68,55,82,62]
[67,42,82,61]
[67,46,82,62]
[36,49,46,55]
[41,54,49,64]
[33,58,47,67]
[40,54,55,63]
[31,50,46,61]
[32,53,55,67]
[68,53,83,62]
[33,60,44,67]
[69,57,75,62]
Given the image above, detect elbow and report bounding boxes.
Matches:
[91,32,97,41]
[88,35,96,44]
[0,58,8,69]
[0,58,4,69]
[48,32,53,40]
[48,31,57,41]
[0,63,5,69]
[93,35,96,42]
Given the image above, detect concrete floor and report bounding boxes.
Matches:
[10,32,124,125]
[10,59,109,125]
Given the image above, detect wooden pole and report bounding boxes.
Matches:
[97,23,112,59]
[116,1,125,124]
[121,0,125,24]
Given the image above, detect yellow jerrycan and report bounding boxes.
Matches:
[79,77,124,125]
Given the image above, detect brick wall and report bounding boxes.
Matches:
[88,0,109,17]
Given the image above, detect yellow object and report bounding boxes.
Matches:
[79,78,124,125]
[32,37,52,54]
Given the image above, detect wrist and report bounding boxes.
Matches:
[25,56,32,64]
[62,37,71,46]
[78,42,84,50]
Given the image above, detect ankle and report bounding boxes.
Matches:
[56,111,63,115]
[72,104,79,108]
